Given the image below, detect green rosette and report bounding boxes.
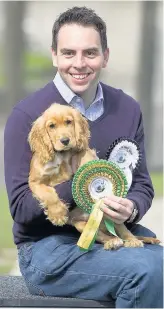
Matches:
[72,160,128,249]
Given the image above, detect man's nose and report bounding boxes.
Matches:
[73,55,86,68]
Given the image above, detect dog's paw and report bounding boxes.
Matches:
[51,215,68,226]
[104,237,124,250]
[46,202,68,226]
[138,237,161,245]
[124,238,144,248]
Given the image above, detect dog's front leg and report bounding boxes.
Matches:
[29,182,68,226]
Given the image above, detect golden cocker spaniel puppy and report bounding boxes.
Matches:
[28,103,97,226]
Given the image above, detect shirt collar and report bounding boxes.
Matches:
[53,72,75,103]
[53,72,103,106]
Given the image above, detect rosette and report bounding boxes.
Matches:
[106,138,141,190]
[72,159,128,250]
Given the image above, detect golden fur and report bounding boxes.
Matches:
[28,103,160,249]
[28,103,97,225]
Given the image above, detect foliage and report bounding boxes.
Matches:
[0,50,52,86]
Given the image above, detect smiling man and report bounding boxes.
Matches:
[4,6,163,308]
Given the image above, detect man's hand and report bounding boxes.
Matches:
[100,195,134,224]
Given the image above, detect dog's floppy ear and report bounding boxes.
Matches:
[72,108,90,150]
[28,115,54,164]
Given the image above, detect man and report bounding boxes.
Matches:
[4,6,163,308]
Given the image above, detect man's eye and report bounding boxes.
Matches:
[88,51,94,55]
[63,51,74,57]
[49,123,55,129]
[65,120,72,125]
[86,51,96,58]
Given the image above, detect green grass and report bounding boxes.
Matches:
[0,190,14,249]
[151,172,163,197]
[0,264,13,275]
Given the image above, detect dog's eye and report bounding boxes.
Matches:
[49,123,55,129]
[65,120,72,125]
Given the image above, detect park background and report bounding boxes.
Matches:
[0,0,163,275]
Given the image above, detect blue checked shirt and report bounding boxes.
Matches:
[53,72,104,121]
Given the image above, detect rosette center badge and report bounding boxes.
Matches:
[89,177,112,200]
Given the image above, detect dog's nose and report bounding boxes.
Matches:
[60,137,70,146]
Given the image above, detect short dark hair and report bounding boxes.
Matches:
[52,6,108,52]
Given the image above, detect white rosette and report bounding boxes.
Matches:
[106,139,141,190]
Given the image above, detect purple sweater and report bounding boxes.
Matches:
[4,81,154,246]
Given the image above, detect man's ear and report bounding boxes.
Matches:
[102,48,109,68]
[51,48,57,67]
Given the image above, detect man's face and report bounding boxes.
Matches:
[52,24,109,95]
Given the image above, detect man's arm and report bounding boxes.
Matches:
[126,110,154,222]
[4,108,74,225]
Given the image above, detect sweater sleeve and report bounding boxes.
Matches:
[126,109,154,222]
[4,108,74,225]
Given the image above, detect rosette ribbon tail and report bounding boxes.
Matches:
[77,200,103,250]
[77,200,120,251]
[104,219,118,237]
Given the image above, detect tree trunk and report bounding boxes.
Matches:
[3,1,26,110]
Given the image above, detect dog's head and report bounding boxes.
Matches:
[28,103,90,164]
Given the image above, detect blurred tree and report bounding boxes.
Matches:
[137,1,158,168]
[3,1,26,110]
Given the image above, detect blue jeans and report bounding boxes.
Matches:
[18,224,163,308]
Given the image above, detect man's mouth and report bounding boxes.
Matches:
[69,73,90,80]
